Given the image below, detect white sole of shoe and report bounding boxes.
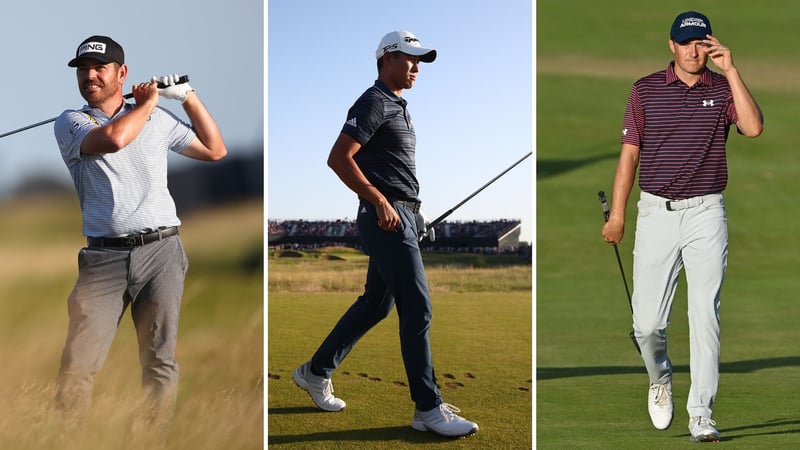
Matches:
[411,419,478,438]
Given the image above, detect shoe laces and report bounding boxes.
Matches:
[438,403,462,421]
[651,384,670,407]
[319,378,334,397]
[691,416,716,427]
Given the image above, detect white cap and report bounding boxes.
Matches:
[375,31,436,63]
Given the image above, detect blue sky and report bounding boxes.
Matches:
[0,1,263,193]
[267,0,533,242]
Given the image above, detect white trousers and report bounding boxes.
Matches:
[632,191,728,418]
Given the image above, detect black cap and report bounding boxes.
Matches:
[67,35,125,67]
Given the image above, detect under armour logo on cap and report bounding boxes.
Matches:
[670,11,712,44]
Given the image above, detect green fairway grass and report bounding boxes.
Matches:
[267,249,532,448]
[538,1,800,448]
[0,195,263,450]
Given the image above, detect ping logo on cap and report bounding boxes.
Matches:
[77,42,107,57]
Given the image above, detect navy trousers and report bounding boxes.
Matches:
[311,199,442,411]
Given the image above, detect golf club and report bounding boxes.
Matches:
[0,75,190,139]
[425,151,532,233]
[598,190,641,354]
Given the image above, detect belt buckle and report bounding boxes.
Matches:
[123,236,139,248]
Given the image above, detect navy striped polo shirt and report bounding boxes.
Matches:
[621,62,739,200]
[341,80,419,202]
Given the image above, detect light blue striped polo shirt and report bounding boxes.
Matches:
[54,102,196,237]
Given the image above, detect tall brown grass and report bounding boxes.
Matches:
[0,195,263,450]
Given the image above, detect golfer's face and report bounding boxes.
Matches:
[670,39,709,76]
[391,52,421,89]
[76,60,122,105]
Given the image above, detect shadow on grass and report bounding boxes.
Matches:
[267,410,459,444]
[537,356,800,380]
[665,418,800,442]
[537,152,619,179]
[718,418,800,440]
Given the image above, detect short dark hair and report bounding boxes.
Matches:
[377,54,385,73]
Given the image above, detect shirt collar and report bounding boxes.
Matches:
[374,80,406,105]
[665,61,713,87]
[81,101,134,120]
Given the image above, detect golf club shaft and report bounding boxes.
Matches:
[0,75,190,139]
[598,190,641,354]
[428,151,532,229]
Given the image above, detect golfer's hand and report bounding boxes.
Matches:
[703,35,734,73]
[602,218,624,245]
[416,210,435,242]
[376,199,401,231]
[132,80,159,109]
[154,73,195,103]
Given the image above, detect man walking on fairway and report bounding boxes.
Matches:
[53,35,227,434]
[601,11,763,442]
[293,30,479,438]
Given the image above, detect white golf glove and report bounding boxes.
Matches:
[415,210,435,242]
[153,74,194,103]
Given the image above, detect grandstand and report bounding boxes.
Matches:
[268,218,524,254]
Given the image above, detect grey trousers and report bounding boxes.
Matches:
[55,234,188,425]
[632,191,727,419]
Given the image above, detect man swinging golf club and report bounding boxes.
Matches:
[53,35,227,438]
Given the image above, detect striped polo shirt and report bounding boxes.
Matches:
[341,80,419,202]
[621,62,739,200]
[54,102,196,237]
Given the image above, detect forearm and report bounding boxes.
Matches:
[329,156,387,207]
[609,145,639,222]
[182,93,227,159]
[726,67,764,137]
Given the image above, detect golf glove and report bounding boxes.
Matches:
[415,210,435,242]
[154,74,194,103]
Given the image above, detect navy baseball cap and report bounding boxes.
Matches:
[670,11,712,43]
[68,35,125,67]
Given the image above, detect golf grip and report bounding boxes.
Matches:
[598,190,641,355]
[123,75,190,99]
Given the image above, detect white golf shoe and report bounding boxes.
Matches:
[411,403,478,438]
[292,362,346,412]
[689,416,720,442]
[647,382,673,430]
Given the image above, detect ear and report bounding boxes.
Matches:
[668,40,676,55]
[118,63,128,84]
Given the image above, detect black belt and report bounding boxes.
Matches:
[87,226,179,249]
[394,200,421,213]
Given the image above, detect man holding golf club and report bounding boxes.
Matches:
[292,30,479,438]
[601,11,763,442]
[53,35,227,435]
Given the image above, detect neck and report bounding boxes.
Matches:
[378,74,403,97]
[91,95,125,117]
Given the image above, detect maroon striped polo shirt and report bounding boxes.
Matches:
[621,62,738,200]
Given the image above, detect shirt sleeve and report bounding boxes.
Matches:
[53,109,97,167]
[621,84,643,147]
[156,107,197,154]
[341,92,384,145]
